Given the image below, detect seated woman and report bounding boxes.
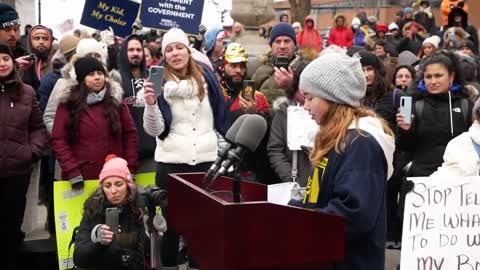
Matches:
[73,155,166,270]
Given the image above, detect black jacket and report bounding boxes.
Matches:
[73,203,147,270]
[397,90,472,176]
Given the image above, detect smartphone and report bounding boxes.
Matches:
[105,207,119,233]
[148,65,164,97]
[242,80,255,99]
[25,54,37,61]
[399,96,412,125]
[275,56,289,70]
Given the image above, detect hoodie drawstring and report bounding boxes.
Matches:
[448,91,454,137]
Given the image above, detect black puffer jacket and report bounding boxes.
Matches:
[73,202,147,270]
[397,90,473,177]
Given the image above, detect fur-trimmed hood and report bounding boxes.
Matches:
[332,14,348,28]
[56,79,124,104]
[402,21,429,39]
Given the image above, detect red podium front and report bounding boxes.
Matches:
[168,173,344,270]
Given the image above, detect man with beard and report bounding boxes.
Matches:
[217,43,277,184]
[0,3,31,69]
[22,25,53,92]
[118,34,156,173]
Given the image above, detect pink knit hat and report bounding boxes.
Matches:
[99,155,134,189]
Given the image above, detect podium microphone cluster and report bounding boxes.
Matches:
[204,114,268,202]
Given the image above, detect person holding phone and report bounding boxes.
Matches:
[73,155,166,270]
[143,27,228,270]
[252,23,313,107]
[396,50,472,177]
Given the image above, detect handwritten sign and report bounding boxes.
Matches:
[139,0,205,35]
[80,0,140,37]
[54,172,156,270]
[401,177,480,270]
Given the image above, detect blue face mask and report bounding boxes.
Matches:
[86,88,106,105]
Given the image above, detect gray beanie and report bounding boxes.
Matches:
[299,50,366,107]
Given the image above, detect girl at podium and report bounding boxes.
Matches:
[298,46,395,270]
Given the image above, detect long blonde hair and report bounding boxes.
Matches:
[164,55,206,101]
[310,102,393,165]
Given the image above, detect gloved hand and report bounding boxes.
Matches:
[153,212,167,235]
[132,19,143,35]
[400,179,415,194]
[101,27,115,46]
[91,224,113,245]
[70,175,84,191]
[198,24,207,35]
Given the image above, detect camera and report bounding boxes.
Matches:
[136,185,167,209]
[25,54,37,61]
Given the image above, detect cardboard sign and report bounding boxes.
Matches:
[139,0,205,35]
[54,172,156,270]
[80,0,140,37]
[401,177,480,270]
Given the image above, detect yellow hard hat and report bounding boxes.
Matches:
[224,42,248,64]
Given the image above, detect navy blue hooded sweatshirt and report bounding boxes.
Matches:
[302,121,394,270]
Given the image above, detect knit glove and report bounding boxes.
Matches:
[101,27,115,46]
[199,24,207,36]
[91,224,113,245]
[153,212,167,235]
[70,175,84,191]
[132,19,143,35]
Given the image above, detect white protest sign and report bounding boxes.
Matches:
[287,105,318,151]
[401,177,480,270]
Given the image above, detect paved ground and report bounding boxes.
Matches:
[26,205,401,270]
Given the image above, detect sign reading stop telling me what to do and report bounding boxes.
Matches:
[140,0,204,35]
[80,0,140,37]
[401,177,480,270]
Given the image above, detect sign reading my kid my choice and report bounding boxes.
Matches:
[139,0,205,35]
[400,177,480,270]
[80,0,140,37]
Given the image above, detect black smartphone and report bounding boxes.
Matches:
[105,207,119,233]
[25,54,37,61]
[242,80,255,99]
[275,56,289,70]
[148,65,164,97]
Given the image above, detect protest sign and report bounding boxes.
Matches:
[54,172,156,270]
[140,0,205,35]
[401,177,480,270]
[80,0,140,37]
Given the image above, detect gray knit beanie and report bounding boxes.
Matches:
[299,50,366,107]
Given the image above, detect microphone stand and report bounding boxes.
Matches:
[232,164,241,203]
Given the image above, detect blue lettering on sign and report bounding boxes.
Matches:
[140,0,205,35]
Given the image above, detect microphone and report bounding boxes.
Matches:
[212,114,268,180]
[203,114,249,183]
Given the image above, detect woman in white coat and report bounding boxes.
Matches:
[432,99,480,177]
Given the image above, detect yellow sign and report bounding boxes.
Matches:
[54,172,156,269]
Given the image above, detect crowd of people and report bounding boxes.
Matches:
[0,0,479,269]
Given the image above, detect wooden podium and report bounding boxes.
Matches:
[168,173,344,270]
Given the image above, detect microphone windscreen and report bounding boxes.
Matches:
[235,114,267,152]
[225,114,249,143]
